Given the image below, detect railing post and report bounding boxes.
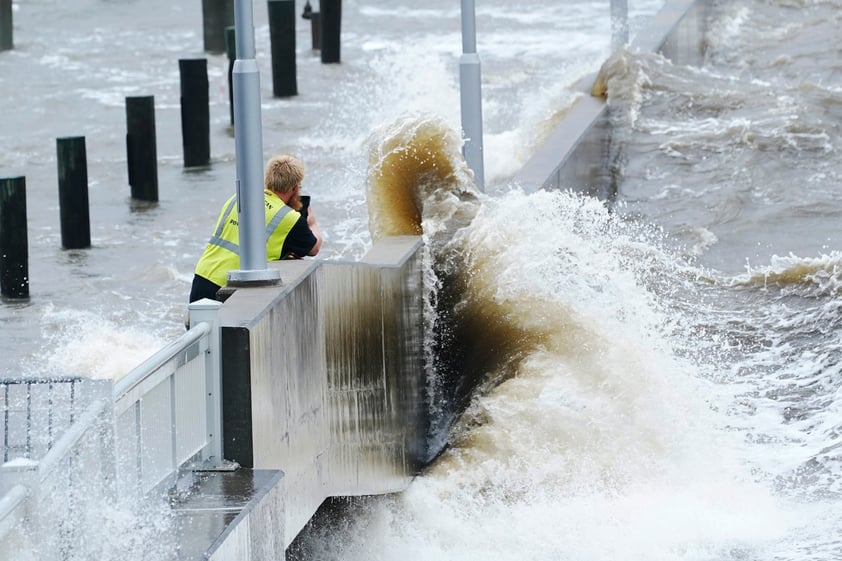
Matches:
[188,298,223,465]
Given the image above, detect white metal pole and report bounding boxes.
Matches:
[459,0,485,192]
[611,0,629,52]
[228,0,281,284]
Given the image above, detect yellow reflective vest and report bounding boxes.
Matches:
[195,190,300,287]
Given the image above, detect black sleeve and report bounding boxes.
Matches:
[280,215,318,259]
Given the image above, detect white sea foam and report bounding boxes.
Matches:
[37,306,166,381]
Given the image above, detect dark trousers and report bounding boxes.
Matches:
[189,274,222,303]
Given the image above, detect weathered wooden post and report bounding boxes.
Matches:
[268,0,297,97]
[0,0,12,51]
[320,0,341,63]
[125,96,159,202]
[0,177,29,300]
[310,12,321,51]
[301,0,320,51]
[202,0,234,54]
[56,136,91,249]
[226,26,236,126]
[179,58,211,167]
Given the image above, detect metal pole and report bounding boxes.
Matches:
[228,0,280,284]
[459,0,485,192]
[611,0,629,52]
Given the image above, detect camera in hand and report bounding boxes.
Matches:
[299,195,310,219]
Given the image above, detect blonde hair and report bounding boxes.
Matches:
[264,154,304,194]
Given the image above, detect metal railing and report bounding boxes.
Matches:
[113,299,223,495]
[1,376,83,463]
[0,298,223,553]
[0,393,112,555]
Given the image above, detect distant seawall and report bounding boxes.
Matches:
[514,0,709,197]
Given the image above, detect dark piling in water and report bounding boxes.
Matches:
[0,177,29,300]
[56,136,91,250]
[320,0,341,63]
[179,58,211,168]
[125,95,159,202]
[268,0,297,97]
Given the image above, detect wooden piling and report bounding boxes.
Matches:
[56,137,91,250]
[0,0,12,51]
[320,0,341,63]
[226,26,236,126]
[0,177,29,300]
[268,0,297,97]
[310,12,321,51]
[179,58,211,167]
[125,96,159,202]
[202,0,234,54]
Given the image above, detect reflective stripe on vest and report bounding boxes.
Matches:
[206,196,239,253]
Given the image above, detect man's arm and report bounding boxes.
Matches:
[304,209,323,256]
[280,210,322,259]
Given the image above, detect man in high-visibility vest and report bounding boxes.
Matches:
[189,154,323,303]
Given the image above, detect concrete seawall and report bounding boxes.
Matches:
[513,0,710,197]
[213,235,427,551]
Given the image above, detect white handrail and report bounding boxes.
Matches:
[113,322,210,404]
[0,484,27,539]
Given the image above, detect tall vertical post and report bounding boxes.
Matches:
[301,0,319,50]
[0,177,29,300]
[611,0,629,52]
[56,136,91,250]
[459,0,485,192]
[226,26,236,126]
[179,58,211,168]
[268,0,297,97]
[320,0,341,64]
[202,0,235,54]
[227,0,280,285]
[310,12,321,51]
[125,96,159,202]
[188,298,224,465]
[0,0,12,51]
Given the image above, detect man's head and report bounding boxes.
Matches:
[265,154,304,194]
